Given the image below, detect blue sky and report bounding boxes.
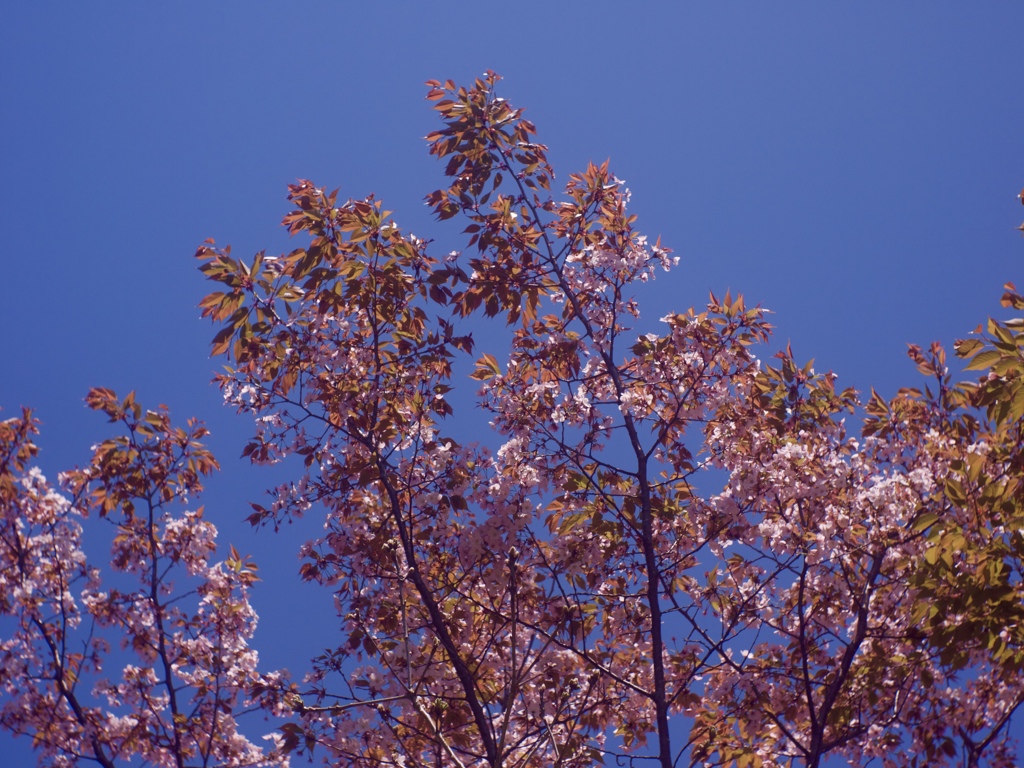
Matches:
[2,3,1023,764]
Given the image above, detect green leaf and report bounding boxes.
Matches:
[944,477,967,506]
[964,349,1001,372]
[954,338,985,358]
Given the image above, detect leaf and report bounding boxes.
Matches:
[944,477,968,506]
[470,353,501,381]
[1009,384,1024,422]
[954,338,985,358]
[913,511,940,533]
[210,325,235,357]
[964,349,1002,372]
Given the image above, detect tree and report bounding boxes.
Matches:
[2,71,1021,768]
[0,392,287,767]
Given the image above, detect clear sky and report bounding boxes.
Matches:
[2,3,1023,764]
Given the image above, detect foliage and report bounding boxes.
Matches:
[2,72,1021,768]
[0,392,286,767]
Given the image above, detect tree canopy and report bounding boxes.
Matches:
[1,72,1022,768]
